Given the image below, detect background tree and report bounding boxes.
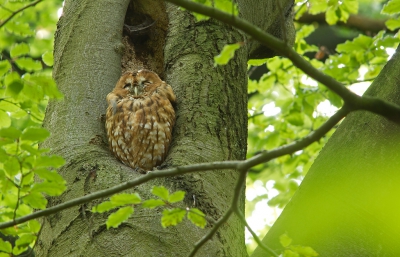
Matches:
[0,0,399,256]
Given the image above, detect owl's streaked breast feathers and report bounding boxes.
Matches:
[105,69,176,171]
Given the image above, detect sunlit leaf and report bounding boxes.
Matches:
[168,191,185,203]
[382,0,400,14]
[161,208,186,228]
[0,238,12,253]
[4,156,20,177]
[214,43,241,66]
[31,181,66,196]
[36,155,65,168]
[15,57,42,71]
[280,233,292,247]
[142,199,165,209]
[110,193,142,205]
[15,234,36,248]
[92,201,115,213]
[385,19,400,31]
[0,111,11,128]
[34,168,65,183]
[187,208,206,228]
[42,51,54,66]
[10,43,30,58]
[152,186,169,200]
[21,127,50,142]
[106,206,134,229]
[0,60,11,77]
[22,192,47,209]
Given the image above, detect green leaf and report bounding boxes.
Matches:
[248,59,268,66]
[142,199,166,209]
[161,208,186,228]
[326,7,339,25]
[168,191,185,203]
[10,43,30,58]
[289,245,319,256]
[21,127,50,142]
[152,186,169,200]
[28,220,41,233]
[15,234,36,248]
[34,168,65,183]
[6,80,24,99]
[15,57,42,71]
[280,233,292,247]
[0,60,11,77]
[0,111,11,128]
[382,0,400,14]
[22,192,47,209]
[31,181,66,196]
[214,43,241,66]
[4,156,20,177]
[283,249,299,257]
[106,206,134,229]
[110,193,141,206]
[36,155,65,168]
[187,208,206,228]
[92,201,115,213]
[0,238,12,253]
[385,19,400,31]
[308,0,328,14]
[42,51,54,66]
[342,0,358,14]
[6,22,34,36]
[286,112,304,126]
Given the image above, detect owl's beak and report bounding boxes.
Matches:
[133,86,138,96]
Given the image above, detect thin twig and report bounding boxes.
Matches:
[0,0,43,29]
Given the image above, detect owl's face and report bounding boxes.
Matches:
[118,69,162,97]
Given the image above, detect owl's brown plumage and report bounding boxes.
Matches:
[105,69,176,171]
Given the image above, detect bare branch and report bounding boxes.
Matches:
[296,13,388,34]
[0,0,43,29]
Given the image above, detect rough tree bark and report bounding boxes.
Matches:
[37,0,295,256]
[252,48,400,256]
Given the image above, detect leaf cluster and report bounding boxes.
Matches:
[0,0,64,255]
[92,186,207,229]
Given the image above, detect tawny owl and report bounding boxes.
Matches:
[105,69,176,171]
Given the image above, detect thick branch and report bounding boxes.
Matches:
[0,106,348,230]
[297,13,387,33]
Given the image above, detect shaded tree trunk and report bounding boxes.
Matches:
[38,0,295,256]
[253,48,400,256]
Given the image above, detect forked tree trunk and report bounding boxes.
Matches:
[38,0,295,256]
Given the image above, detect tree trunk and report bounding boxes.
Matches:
[37,0,295,256]
[252,48,400,256]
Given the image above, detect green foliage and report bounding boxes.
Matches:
[280,234,319,257]
[382,0,400,30]
[182,0,238,21]
[299,0,358,24]
[92,186,207,230]
[246,0,400,253]
[214,43,242,66]
[0,0,64,253]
